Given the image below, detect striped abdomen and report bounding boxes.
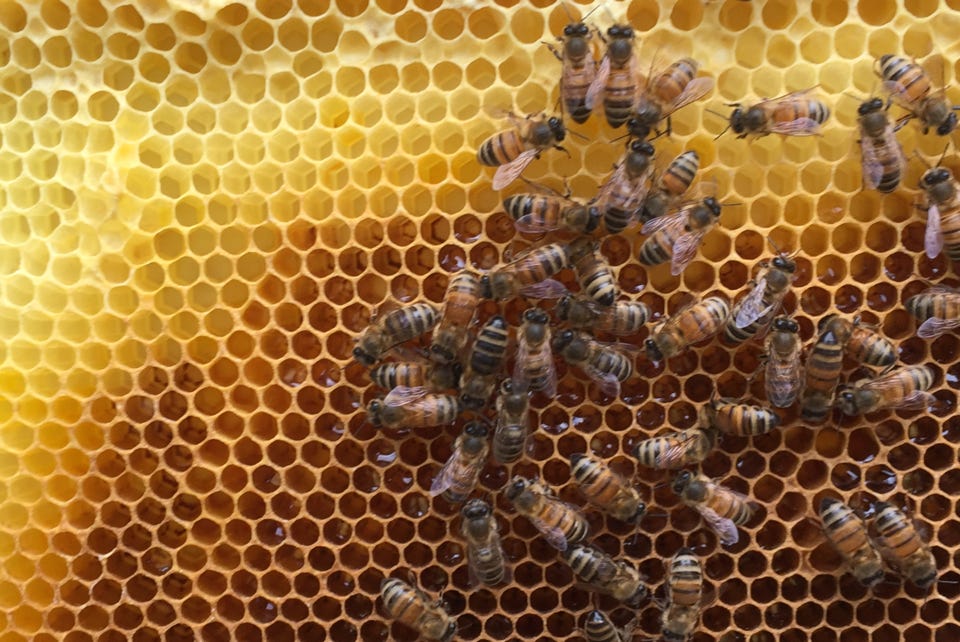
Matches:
[477,129,525,166]
[659,150,699,197]
[667,548,702,607]
[707,401,780,436]
[468,315,509,376]
[906,291,960,322]
[878,55,931,102]
[653,58,698,105]
[383,302,439,344]
[369,362,429,389]
[940,206,960,260]
[772,99,830,127]
[638,223,683,266]
[847,324,896,367]
[591,349,633,382]
[563,59,595,124]
[604,66,638,128]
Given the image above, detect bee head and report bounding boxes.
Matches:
[630,139,655,156]
[704,196,722,218]
[479,274,494,299]
[461,498,491,521]
[729,105,745,134]
[524,307,549,325]
[924,167,952,187]
[836,389,859,416]
[547,116,566,141]
[464,421,489,439]
[353,345,376,367]
[552,329,576,351]
[644,338,663,362]
[858,97,884,116]
[773,317,799,333]
[671,470,692,494]
[504,476,528,501]
[626,118,651,139]
[772,254,797,273]
[584,206,601,233]
[366,400,384,425]
[938,112,958,136]
[563,23,577,36]
[499,378,515,395]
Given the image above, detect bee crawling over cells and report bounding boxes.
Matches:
[659,547,704,642]
[380,577,457,642]
[836,364,936,415]
[720,87,830,138]
[672,471,754,546]
[632,426,717,470]
[639,149,701,224]
[638,197,724,275]
[583,609,632,642]
[477,113,568,190]
[545,5,599,124]
[920,161,960,261]
[871,501,938,589]
[699,396,781,437]
[366,386,460,429]
[503,189,601,235]
[515,307,558,396]
[876,54,960,136]
[845,315,897,367]
[481,241,570,301]
[568,236,618,307]
[492,379,530,465]
[460,499,509,587]
[854,95,906,193]
[503,475,589,551]
[906,285,960,339]
[800,313,852,424]
[628,57,715,138]
[645,294,731,362]
[459,314,510,410]
[818,497,885,587]
[562,543,648,605]
[760,316,804,408]
[552,329,634,397]
[594,138,656,234]
[724,243,797,345]
[587,20,640,128]
[430,421,489,503]
[353,302,440,367]
[570,452,646,523]
[556,293,651,336]
[430,271,481,365]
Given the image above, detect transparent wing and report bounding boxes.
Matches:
[513,336,533,390]
[429,450,459,497]
[515,213,560,234]
[530,514,574,551]
[698,506,740,546]
[584,365,622,397]
[594,163,627,211]
[671,230,707,275]
[897,390,936,411]
[859,134,884,191]
[641,207,688,235]
[383,385,429,406]
[493,150,540,191]
[539,359,558,397]
[918,317,960,339]
[882,79,919,112]
[768,117,823,136]
[754,87,817,108]
[519,278,568,299]
[925,204,944,259]
[734,278,771,328]
[585,55,610,110]
[924,284,960,295]
[667,77,715,113]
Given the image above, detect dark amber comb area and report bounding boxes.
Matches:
[1,1,959,641]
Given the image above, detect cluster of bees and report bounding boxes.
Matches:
[359,8,960,642]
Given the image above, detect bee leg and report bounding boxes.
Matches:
[893,114,914,132]
[555,144,572,159]
[664,115,674,137]
[544,41,563,61]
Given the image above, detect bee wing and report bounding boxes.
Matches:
[670,230,707,275]
[658,432,704,468]
[513,337,533,389]
[697,506,740,546]
[859,377,935,410]
[529,513,575,552]
[429,450,459,497]
[859,134,884,191]
[881,79,919,112]
[898,390,937,411]
[667,76,715,113]
[734,278,772,328]
[754,87,817,108]
[767,117,823,136]
[493,149,540,191]
[540,359,558,398]
[925,203,944,259]
[924,284,960,295]
[594,163,627,210]
[641,208,688,235]
[383,385,429,406]
[586,55,610,110]
[519,278,568,299]
[515,213,560,234]
[584,365,622,398]
[917,316,960,339]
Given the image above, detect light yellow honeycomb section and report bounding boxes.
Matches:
[0,1,959,641]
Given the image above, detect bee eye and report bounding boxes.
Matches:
[577,24,588,35]
[563,25,574,35]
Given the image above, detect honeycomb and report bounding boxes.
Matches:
[1,0,960,640]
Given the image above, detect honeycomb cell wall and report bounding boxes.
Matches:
[0,0,958,641]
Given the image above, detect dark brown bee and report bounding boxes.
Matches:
[906,285,960,339]
[672,471,753,546]
[583,610,631,642]
[569,453,646,523]
[837,365,935,415]
[629,58,714,137]
[856,96,906,193]
[594,139,656,233]
[800,314,852,424]
[638,197,723,275]
[818,497,884,587]
[380,577,456,642]
[700,397,780,437]
[369,361,460,391]
[661,547,703,642]
[430,271,481,365]
[477,114,567,190]
[430,422,489,503]
[504,475,589,551]
[546,15,597,124]
[640,150,700,223]
[481,241,569,301]
[459,315,510,410]
[632,427,717,470]
[587,23,639,128]
[725,250,796,344]
[367,386,460,429]
[515,307,557,396]
[493,379,530,465]
[552,329,633,397]
[354,303,439,367]
[921,166,960,261]
[871,502,938,589]
[763,316,804,408]
[876,55,959,136]
[568,237,617,307]
[846,316,896,367]
[460,499,508,587]
[725,88,830,138]
[562,543,648,605]
[556,294,650,336]
[504,192,601,235]
[646,295,730,362]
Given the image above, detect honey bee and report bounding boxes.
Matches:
[762,316,804,408]
[477,114,567,190]
[724,88,830,138]
[672,471,754,546]
[876,55,959,136]
[800,314,852,424]
[504,191,601,235]
[430,422,489,503]
[645,295,731,362]
[367,386,460,429]
[660,547,703,642]
[556,294,650,336]
[354,303,439,367]
[552,329,634,397]
[724,250,796,344]
[583,610,632,642]
[856,96,906,193]
[639,150,700,223]
[459,315,510,411]
[493,379,530,465]
[699,397,781,437]
[920,165,960,261]
[638,197,723,275]
[369,361,460,391]
[587,23,640,128]
[568,237,618,307]
[906,285,960,339]
[629,58,714,137]
[460,499,508,587]
[570,453,646,524]
[430,272,481,365]
[380,577,456,642]
[594,139,656,234]
[818,497,884,587]
[871,502,938,589]
[836,364,935,415]
[546,11,598,124]
[481,241,569,301]
[632,427,717,470]
[562,543,648,605]
[503,475,589,551]
[846,316,896,367]
[515,307,557,396]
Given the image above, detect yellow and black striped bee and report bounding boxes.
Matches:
[380,577,457,642]
[725,250,796,344]
[800,314,852,424]
[699,397,781,437]
[583,610,632,642]
[724,88,830,138]
[646,295,730,362]
[570,453,646,523]
[587,23,639,128]
[640,150,700,223]
[354,303,439,367]
[568,237,618,307]
[638,197,723,275]
[556,293,650,336]
[846,316,896,367]
[660,547,703,642]
[367,386,460,429]
[515,307,557,396]
[562,543,648,605]
[493,379,530,465]
[546,10,598,124]
[921,165,960,261]
[633,427,717,470]
[594,139,656,233]
[672,471,754,546]
[504,191,601,235]
[871,502,938,589]
[430,271,481,365]
[481,241,569,301]
[369,361,460,392]
[818,497,884,587]
[477,114,567,190]
[552,329,633,397]
[906,285,960,339]
[876,54,959,136]
[430,422,489,503]
[856,96,906,193]
[503,475,589,551]
[459,315,510,410]
[837,365,935,415]
[460,499,508,587]
[629,58,714,137]
[762,316,804,408]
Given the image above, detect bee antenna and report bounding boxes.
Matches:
[559,1,576,22]
[841,91,865,103]
[567,129,590,142]
[937,143,950,168]
[581,5,601,21]
[913,150,934,170]
[704,107,729,119]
